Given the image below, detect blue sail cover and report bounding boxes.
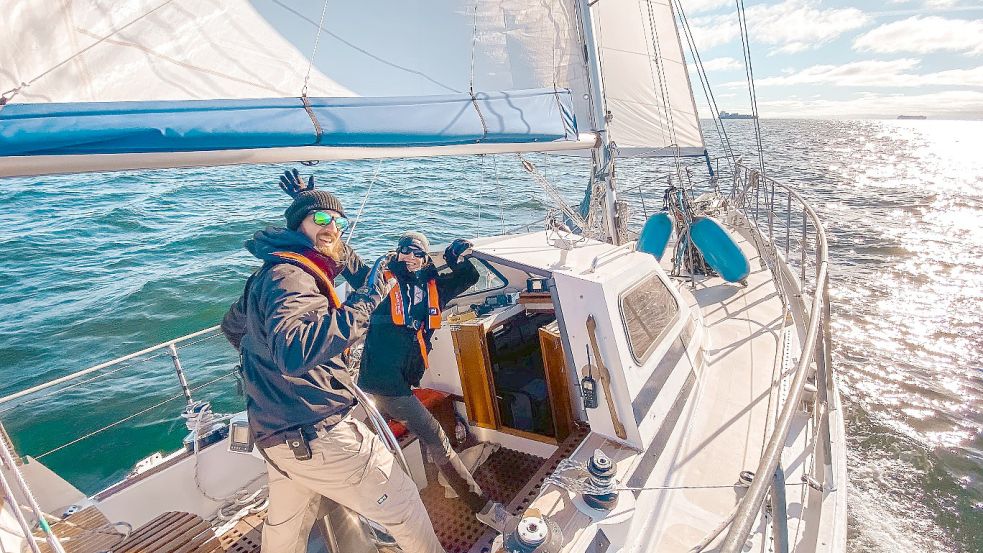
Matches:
[0,88,577,157]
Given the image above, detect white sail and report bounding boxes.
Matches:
[590,0,705,156]
[0,0,353,103]
[1,0,703,171]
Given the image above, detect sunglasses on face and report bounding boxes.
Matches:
[398,245,427,258]
[312,211,349,231]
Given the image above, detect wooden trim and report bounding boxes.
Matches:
[539,321,576,442]
[451,323,497,429]
[497,425,558,446]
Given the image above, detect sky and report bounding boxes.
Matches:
[681,0,983,118]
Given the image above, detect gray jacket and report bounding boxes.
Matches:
[221,227,375,444]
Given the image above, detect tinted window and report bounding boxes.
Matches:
[620,273,679,362]
[447,257,507,297]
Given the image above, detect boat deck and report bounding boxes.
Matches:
[624,226,792,551]
[645,224,801,551]
[518,222,802,552]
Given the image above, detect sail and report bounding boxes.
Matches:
[590,0,705,156]
[0,0,702,177]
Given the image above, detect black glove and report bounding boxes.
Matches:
[278,168,315,198]
[444,238,473,268]
[347,253,396,309]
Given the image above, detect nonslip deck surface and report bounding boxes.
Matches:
[212,445,552,553]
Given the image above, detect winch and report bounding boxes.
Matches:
[498,508,563,553]
[583,449,618,511]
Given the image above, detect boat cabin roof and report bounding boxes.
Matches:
[471,231,637,279]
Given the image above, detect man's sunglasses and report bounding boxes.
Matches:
[398,245,427,258]
[312,211,349,231]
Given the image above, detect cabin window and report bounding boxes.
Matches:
[619,273,679,363]
[454,258,507,298]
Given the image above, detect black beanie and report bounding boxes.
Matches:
[284,190,346,230]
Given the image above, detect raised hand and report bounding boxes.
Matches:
[278,168,315,198]
[444,238,473,267]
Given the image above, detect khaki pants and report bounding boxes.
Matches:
[260,416,445,553]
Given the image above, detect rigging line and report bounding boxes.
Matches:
[636,0,673,153]
[493,155,505,235]
[673,0,736,168]
[475,155,484,238]
[467,0,489,139]
[0,0,177,106]
[643,0,684,184]
[545,0,570,139]
[735,0,766,178]
[346,160,384,244]
[302,0,331,96]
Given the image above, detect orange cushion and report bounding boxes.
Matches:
[382,389,450,440]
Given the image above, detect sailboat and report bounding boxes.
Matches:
[0,1,845,552]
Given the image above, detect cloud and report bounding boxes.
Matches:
[753,90,983,118]
[853,16,983,55]
[734,59,983,87]
[701,57,742,71]
[688,0,869,54]
[679,0,731,14]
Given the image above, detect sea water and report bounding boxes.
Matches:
[0,119,980,552]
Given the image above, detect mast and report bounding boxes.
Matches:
[575,0,621,246]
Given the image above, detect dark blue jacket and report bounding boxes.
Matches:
[221,227,373,443]
[358,256,478,396]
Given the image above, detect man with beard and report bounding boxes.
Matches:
[358,232,511,533]
[221,170,446,553]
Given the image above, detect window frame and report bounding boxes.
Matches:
[449,257,509,299]
[618,272,680,365]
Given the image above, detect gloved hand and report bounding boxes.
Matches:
[444,238,473,268]
[278,168,315,197]
[348,253,396,309]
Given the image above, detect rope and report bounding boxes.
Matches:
[517,154,586,230]
[468,0,489,140]
[345,160,384,244]
[0,0,177,108]
[301,94,323,145]
[475,155,485,238]
[302,0,331,96]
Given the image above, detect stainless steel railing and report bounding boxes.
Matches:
[0,326,234,462]
[719,163,835,553]
[0,323,410,480]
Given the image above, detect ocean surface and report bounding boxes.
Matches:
[0,119,980,552]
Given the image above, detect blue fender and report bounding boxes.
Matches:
[690,216,750,283]
[638,212,673,260]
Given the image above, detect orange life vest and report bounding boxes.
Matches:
[270,249,342,309]
[384,270,441,369]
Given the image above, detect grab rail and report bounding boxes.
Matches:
[719,163,834,553]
